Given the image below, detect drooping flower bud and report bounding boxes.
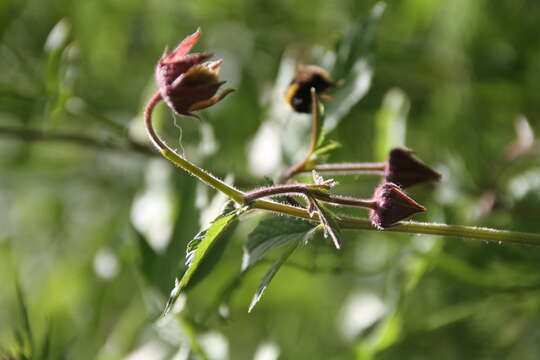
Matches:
[155,29,234,117]
[370,182,426,229]
[384,148,441,188]
[285,65,335,113]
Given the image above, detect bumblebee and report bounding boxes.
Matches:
[285,65,335,113]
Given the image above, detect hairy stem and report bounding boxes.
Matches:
[304,162,386,174]
[279,88,321,183]
[144,92,540,247]
[144,91,246,204]
[249,199,540,246]
[245,184,376,209]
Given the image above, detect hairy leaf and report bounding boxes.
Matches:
[306,196,342,249]
[164,206,244,315]
[242,216,315,271]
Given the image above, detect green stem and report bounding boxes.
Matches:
[144,91,540,247]
[249,199,540,246]
[144,91,245,204]
[304,162,386,174]
[245,184,376,209]
[279,88,321,183]
[307,88,322,155]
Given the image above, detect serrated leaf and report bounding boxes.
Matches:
[248,241,299,313]
[301,225,321,246]
[312,170,325,185]
[164,207,243,315]
[307,196,342,249]
[306,171,337,194]
[242,216,315,271]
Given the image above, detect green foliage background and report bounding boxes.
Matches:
[1,0,540,359]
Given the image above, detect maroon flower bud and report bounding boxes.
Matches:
[384,147,441,188]
[285,65,335,113]
[155,29,234,117]
[370,182,426,229]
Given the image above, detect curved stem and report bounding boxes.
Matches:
[249,199,540,246]
[245,184,376,209]
[144,91,167,150]
[143,91,540,247]
[244,184,323,202]
[144,91,246,204]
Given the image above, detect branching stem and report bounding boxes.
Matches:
[244,184,376,209]
[249,199,540,246]
[144,91,540,247]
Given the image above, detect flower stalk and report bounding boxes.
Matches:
[244,183,377,209]
[144,91,245,204]
[305,162,386,174]
[143,29,540,249]
[279,88,323,183]
[145,91,540,246]
[301,148,441,188]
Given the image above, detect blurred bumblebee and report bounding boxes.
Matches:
[285,65,337,113]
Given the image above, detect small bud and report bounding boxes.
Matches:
[155,29,234,117]
[285,65,335,113]
[370,182,426,229]
[384,148,441,188]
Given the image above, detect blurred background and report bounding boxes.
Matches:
[1,0,540,359]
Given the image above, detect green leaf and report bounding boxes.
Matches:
[248,241,299,313]
[374,88,410,161]
[16,282,34,355]
[177,315,209,360]
[325,2,385,130]
[164,206,244,315]
[307,196,342,249]
[332,2,386,80]
[135,173,200,297]
[312,139,341,157]
[326,60,373,131]
[242,216,315,271]
[133,225,160,286]
[356,310,403,359]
